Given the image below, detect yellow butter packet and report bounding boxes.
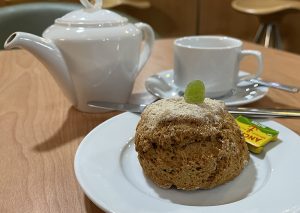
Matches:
[247,143,264,154]
[235,116,279,153]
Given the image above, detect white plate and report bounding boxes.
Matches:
[75,112,300,213]
[145,69,269,106]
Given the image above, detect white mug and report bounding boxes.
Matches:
[174,36,263,98]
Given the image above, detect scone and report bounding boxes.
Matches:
[135,97,249,190]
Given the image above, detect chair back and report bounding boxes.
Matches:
[0,1,151,49]
[0,2,83,49]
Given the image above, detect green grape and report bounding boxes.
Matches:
[184,80,205,104]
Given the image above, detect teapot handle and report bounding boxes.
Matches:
[135,23,155,73]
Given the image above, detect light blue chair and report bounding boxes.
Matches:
[0,2,83,49]
[0,2,144,49]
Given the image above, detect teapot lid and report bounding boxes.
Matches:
[55,0,127,27]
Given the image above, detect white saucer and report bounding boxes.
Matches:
[145,69,269,106]
[75,112,300,213]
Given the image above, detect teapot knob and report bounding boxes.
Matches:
[80,0,103,9]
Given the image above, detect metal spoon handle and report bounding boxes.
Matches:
[88,101,300,118]
[250,79,300,93]
[227,107,300,118]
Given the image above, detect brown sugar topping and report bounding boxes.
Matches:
[143,97,226,129]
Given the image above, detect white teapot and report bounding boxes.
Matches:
[4,0,154,112]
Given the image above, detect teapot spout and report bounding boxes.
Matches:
[4,32,77,105]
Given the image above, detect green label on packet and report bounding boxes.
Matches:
[236,116,279,138]
[235,116,279,154]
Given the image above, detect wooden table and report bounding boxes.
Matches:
[0,39,299,213]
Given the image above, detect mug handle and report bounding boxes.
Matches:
[135,23,155,73]
[239,50,264,81]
